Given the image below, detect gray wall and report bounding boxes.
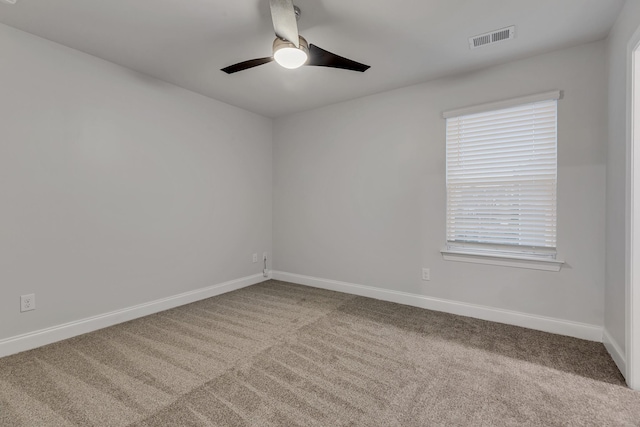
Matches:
[605,0,640,354]
[0,24,273,341]
[274,41,607,326]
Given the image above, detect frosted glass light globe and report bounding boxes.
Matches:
[274,47,308,69]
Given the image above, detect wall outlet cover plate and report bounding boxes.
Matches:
[20,294,35,312]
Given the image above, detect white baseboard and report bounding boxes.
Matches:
[272,271,603,342]
[0,273,270,358]
[603,328,627,377]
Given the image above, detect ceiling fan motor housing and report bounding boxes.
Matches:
[273,35,308,56]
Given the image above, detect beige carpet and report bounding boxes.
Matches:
[0,280,638,426]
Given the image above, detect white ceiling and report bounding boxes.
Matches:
[0,0,626,118]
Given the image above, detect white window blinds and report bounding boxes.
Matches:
[445,98,558,257]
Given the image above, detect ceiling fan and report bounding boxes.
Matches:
[221,0,370,74]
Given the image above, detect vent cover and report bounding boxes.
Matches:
[469,26,515,49]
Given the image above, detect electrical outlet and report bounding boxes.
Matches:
[252,253,258,263]
[422,268,430,281]
[20,294,35,312]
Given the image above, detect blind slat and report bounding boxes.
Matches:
[447,137,556,153]
[446,127,556,146]
[447,143,556,159]
[448,163,557,175]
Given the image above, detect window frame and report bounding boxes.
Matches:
[440,91,564,271]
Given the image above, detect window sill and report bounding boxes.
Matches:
[440,249,565,272]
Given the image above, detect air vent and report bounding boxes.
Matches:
[469,26,515,50]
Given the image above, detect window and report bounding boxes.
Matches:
[442,91,563,270]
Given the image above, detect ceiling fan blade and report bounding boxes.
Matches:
[306,44,370,72]
[269,0,299,47]
[221,57,273,74]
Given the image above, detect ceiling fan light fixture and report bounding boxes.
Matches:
[273,36,308,69]
[221,3,370,75]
